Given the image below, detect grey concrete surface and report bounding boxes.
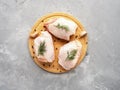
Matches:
[0,0,120,90]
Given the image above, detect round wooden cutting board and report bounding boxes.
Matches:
[28,12,88,73]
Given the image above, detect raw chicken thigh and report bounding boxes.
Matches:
[45,18,77,41]
[58,40,82,70]
[34,31,55,62]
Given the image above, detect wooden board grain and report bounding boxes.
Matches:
[28,12,88,73]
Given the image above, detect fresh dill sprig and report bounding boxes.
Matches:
[66,49,77,60]
[56,23,69,32]
[38,41,46,55]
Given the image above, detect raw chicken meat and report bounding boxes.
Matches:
[58,40,82,70]
[45,18,77,41]
[34,31,54,62]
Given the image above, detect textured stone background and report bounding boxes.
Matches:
[0,0,120,90]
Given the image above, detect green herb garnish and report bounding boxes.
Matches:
[38,41,46,55]
[66,49,77,60]
[56,23,69,32]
